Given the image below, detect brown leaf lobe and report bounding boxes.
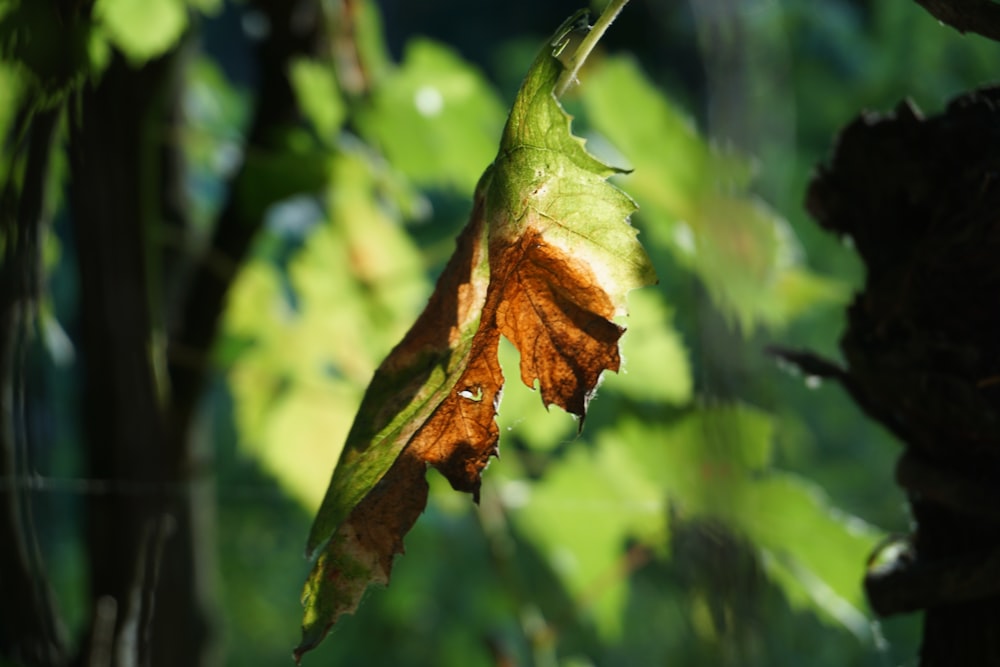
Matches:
[493,227,624,416]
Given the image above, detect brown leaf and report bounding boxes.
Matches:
[298,24,655,658]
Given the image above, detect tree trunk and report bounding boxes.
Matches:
[802,88,1000,666]
[65,2,329,664]
[68,48,220,666]
[0,105,69,667]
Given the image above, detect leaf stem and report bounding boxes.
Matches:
[554,0,631,98]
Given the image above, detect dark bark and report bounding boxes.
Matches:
[913,0,1000,42]
[0,106,69,667]
[803,88,1000,666]
[68,51,185,667]
[56,2,329,665]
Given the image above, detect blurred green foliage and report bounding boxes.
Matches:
[581,56,849,330]
[95,0,222,63]
[214,2,900,664]
[356,39,506,192]
[12,0,1000,665]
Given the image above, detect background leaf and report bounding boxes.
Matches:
[357,39,506,194]
[95,0,188,63]
[225,148,429,511]
[291,58,347,143]
[581,56,848,329]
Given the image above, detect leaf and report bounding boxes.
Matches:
[581,56,847,329]
[94,0,222,64]
[623,408,878,635]
[236,136,333,222]
[296,20,655,660]
[356,39,506,194]
[290,58,347,142]
[737,477,877,639]
[502,406,769,640]
[504,406,878,642]
[94,0,187,63]
[502,432,665,639]
[600,288,691,405]
[224,148,429,511]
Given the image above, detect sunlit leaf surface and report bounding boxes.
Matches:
[296,22,655,659]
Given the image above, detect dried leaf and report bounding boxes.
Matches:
[296,18,655,661]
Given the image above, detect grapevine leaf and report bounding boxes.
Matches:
[505,407,878,641]
[355,39,506,193]
[95,0,221,64]
[581,56,848,329]
[295,17,655,661]
[224,148,430,512]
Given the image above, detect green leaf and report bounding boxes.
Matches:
[495,337,578,453]
[290,59,346,142]
[356,39,506,194]
[581,56,846,329]
[506,405,878,641]
[601,288,691,405]
[236,136,333,222]
[224,149,429,511]
[579,56,752,216]
[94,0,222,63]
[95,0,188,63]
[738,477,877,639]
[503,434,665,639]
[624,408,877,634]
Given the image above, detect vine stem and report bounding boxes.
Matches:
[554,0,631,98]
